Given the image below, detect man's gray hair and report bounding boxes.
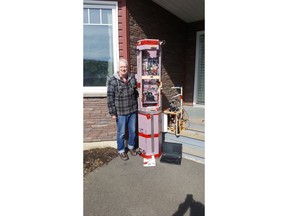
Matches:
[118,58,128,67]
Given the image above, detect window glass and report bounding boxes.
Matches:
[83,9,88,24]
[197,34,205,104]
[102,9,112,24]
[84,25,113,86]
[90,8,100,24]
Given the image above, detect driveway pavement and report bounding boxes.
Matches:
[84,154,205,216]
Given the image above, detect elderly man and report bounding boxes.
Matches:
[107,58,138,161]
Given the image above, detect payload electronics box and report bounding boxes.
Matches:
[136,39,163,158]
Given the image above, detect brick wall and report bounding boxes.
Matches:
[127,0,187,109]
[83,97,117,142]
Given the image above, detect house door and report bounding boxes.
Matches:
[193,31,205,106]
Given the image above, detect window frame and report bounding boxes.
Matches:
[83,1,119,97]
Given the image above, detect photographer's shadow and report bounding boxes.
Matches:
[173,194,204,216]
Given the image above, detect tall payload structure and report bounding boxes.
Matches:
[136,39,163,158]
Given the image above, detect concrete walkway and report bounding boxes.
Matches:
[84,154,204,216]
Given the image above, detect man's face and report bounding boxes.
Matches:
[119,61,128,77]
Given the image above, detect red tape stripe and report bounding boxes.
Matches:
[137,40,159,46]
[138,132,159,138]
[139,152,162,159]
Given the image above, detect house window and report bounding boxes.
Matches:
[83,1,119,95]
[194,31,205,105]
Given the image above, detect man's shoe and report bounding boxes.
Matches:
[119,152,128,161]
[129,149,137,156]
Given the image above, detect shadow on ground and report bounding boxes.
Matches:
[173,194,204,216]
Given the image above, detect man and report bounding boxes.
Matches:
[107,58,138,160]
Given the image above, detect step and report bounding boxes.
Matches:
[163,132,205,160]
[185,122,205,133]
[180,128,205,141]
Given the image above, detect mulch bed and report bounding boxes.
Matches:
[83,147,118,177]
